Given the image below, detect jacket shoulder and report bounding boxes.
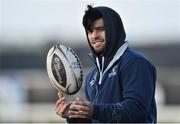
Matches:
[119,48,156,71]
[122,48,145,59]
[122,48,152,64]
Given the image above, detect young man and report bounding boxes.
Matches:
[55,5,157,123]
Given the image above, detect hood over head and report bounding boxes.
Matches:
[83,6,126,68]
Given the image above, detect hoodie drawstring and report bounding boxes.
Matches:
[96,56,104,85]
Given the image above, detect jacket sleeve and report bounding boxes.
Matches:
[91,58,156,122]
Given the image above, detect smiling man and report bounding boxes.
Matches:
[87,18,105,55]
[55,5,157,123]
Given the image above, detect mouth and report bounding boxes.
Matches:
[92,40,102,44]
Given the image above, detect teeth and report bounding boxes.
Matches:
[94,41,101,44]
[94,42,100,44]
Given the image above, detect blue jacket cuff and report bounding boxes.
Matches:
[92,104,100,120]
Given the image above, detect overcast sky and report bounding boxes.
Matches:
[0,0,179,46]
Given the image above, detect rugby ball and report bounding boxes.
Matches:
[46,44,83,95]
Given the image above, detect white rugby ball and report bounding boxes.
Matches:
[46,44,83,95]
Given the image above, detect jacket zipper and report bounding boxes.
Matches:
[92,57,105,104]
[88,42,128,104]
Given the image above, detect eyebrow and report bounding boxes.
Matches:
[90,26,104,30]
[94,26,104,29]
[87,25,104,32]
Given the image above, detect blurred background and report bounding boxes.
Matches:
[0,0,180,123]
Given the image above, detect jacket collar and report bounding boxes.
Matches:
[89,41,128,74]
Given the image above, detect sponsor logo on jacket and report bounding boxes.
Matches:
[108,66,117,77]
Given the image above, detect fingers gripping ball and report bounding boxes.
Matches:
[46,44,83,95]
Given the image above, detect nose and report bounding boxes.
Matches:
[92,30,98,38]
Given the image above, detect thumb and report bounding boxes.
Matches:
[58,92,64,99]
[76,97,84,101]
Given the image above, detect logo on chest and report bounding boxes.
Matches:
[89,80,95,86]
[108,66,118,77]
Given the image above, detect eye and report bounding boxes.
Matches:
[87,29,93,33]
[97,26,104,32]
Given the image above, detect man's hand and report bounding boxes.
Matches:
[68,97,93,119]
[55,92,72,118]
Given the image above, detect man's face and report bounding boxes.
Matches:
[87,18,106,55]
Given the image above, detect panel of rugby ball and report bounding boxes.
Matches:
[46,44,83,95]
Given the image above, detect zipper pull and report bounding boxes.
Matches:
[99,75,102,85]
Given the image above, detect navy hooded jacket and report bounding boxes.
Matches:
[68,6,157,123]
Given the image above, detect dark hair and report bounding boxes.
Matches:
[82,5,102,31]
